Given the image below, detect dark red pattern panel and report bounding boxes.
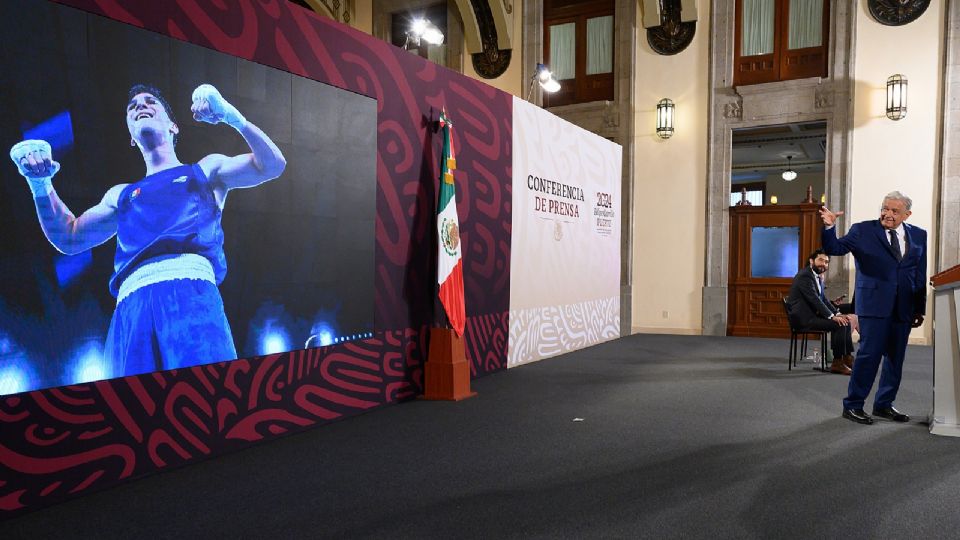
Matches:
[1,0,511,517]
[0,330,424,512]
[464,312,510,377]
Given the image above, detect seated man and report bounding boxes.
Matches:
[786,249,855,374]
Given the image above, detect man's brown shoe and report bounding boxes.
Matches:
[842,354,855,370]
[830,357,852,375]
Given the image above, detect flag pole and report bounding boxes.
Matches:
[422,109,476,401]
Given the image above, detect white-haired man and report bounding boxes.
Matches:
[819,191,927,425]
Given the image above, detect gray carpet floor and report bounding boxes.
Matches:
[3,333,959,539]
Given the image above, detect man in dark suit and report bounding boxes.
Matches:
[820,191,927,425]
[785,249,855,374]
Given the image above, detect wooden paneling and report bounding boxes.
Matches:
[543,0,615,107]
[733,0,780,86]
[734,0,828,87]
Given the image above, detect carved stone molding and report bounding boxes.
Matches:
[868,0,931,26]
[735,77,823,121]
[550,101,621,139]
[602,101,620,128]
[722,98,743,119]
[815,86,834,109]
[470,0,511,78]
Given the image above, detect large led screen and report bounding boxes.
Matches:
[0,1,376,395]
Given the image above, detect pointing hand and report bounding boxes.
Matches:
[819,206,844,227]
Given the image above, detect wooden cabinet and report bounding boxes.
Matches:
[727,203,823,337]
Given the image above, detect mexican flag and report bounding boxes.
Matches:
[436,111,465,336]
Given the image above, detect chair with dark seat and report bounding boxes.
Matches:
[781,297,829,371]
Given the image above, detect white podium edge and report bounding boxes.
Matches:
[929,419,960,437]
[931,280,960,437]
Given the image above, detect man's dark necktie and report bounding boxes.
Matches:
[889,230,902,261]
[818,275,827,304]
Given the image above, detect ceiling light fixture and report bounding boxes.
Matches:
[782,155,797,182]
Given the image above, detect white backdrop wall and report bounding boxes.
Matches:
[508,97,623,367]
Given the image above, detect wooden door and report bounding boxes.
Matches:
[727,203,822,337]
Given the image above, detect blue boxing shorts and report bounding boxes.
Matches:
[105,278,238,377]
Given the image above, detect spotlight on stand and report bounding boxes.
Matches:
[526,63,561,101]
[405,18,444,50]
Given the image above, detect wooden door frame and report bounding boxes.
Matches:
[727,203,823,337]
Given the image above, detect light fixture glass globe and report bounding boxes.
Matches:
[656,98,675,139]
[782,155,797,181]
[886,74,907,121]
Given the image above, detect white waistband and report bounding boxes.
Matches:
[117,253,216,305]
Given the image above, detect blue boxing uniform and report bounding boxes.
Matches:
[10,83,286,385]
[104,163,237,376]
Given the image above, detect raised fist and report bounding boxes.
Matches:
[10,139,60,179]
[10,140,60,197]
[191,84,246,129]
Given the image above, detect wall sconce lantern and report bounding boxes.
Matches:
[781,155,797,181]
[656,98,675,139]
[886,74,907,120]
[770,195,778,205]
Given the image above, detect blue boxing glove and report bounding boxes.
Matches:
[10,139,60,197]
[191,84,246,130]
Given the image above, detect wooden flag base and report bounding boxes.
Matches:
[420,327,477,401]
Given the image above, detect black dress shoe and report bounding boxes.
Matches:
[872,407,909,422]
[842,408,874,425]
